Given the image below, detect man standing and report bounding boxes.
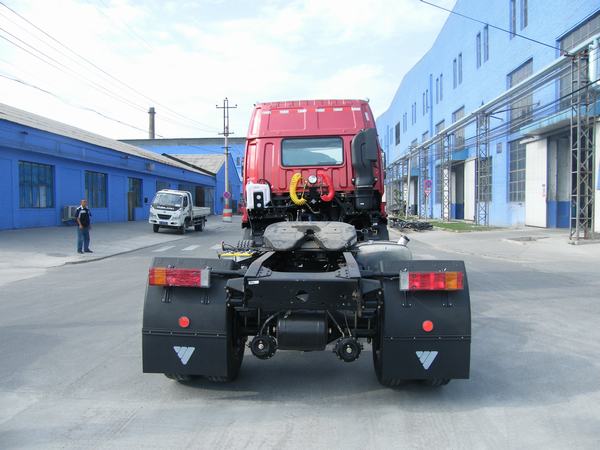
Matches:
[75,199,93,254]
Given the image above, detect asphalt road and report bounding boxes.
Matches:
[1,222,599,449]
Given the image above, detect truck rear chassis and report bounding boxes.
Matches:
[142,222,471,387]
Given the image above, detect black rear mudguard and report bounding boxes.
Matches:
[142,257,235,377]
[378,260,471,381]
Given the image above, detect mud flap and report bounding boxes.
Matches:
[379,260,471,381]
[142,257,234,377]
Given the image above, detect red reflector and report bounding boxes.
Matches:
[149,267,210,288]
[178,316,190,328]
[422,320,434,332]
[400,271,464,291]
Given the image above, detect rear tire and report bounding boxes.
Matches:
[164,373,194,382]
[207,309,246,383]
[194,220,204,232]
[422,378,450,387]
[153,224,160,233]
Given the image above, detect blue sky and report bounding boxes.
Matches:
[0,0,455,139]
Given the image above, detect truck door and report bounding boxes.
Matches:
[183,195,189,219]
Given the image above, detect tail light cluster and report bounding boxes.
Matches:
[149,267,211,288]
[400,271,464,291]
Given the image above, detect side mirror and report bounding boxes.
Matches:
[351,128,378,187]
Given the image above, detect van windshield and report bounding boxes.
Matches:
[281,137,343,166]
[153,193,182,207]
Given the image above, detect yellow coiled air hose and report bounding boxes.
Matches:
[289,173,307,206]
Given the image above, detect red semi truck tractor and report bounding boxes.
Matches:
[242,99,388,242]
[142,99,471,388]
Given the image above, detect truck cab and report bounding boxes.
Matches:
[149,189,209,234]
[242,99,387,241]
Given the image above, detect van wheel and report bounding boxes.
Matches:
[153,224,160,233]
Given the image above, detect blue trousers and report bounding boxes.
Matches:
[77,227,90,252]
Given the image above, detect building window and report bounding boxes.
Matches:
[422,92,426,116]
[509,141,526,202]
[520,0,528,29]
[128,177,143,207]
[403,113,407,132]
[509,0,516,37]
[559,11,600,52]
[478,157,493,202]
[440,73,443,100]
[559,11,600,108]
[476,32,482,68]
[452,107,465,151]
[508,59,533,129]
[412,102,417,124]
[156,181,170,191]
[422,131,429,143]
[458,53,463,84]
[18,161,54,208]
[483,25,489,62]
[435,78,439,104]
[395,122,401,145]
[436,164,443,202]
[426,89,429,112]
[85,171,107,208]
[434,120,445,159]
[453,58,457,88]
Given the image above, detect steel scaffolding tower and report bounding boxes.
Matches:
[569,48,596,242]
[475,113,490,226]
[440,134,452,221]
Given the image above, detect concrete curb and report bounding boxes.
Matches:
[63,237,186,265]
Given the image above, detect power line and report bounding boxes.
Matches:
[0,71,160,136]
[94,0,154,52]
[0,28,149,113]
[0,1,219,133]
[419,0,564,53]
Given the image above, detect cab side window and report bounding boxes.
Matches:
[183,196,188,208]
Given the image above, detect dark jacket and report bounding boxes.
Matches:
[75,206,92,228]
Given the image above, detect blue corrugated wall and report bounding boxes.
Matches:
[0,119,215,230]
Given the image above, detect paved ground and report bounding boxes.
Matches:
[0,216,229,287]
[0,220,599,449]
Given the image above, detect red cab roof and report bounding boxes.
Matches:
[247,99,375,138]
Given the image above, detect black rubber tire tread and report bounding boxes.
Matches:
[153,224,159,233]
[164,373,194,382]
[178,225,185,235]
[206,308,246,383]
[421,378,451,387]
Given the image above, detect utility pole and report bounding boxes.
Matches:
[148,107,156,139]
[216,98,237,222]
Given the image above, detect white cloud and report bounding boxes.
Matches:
[0,0,455,139]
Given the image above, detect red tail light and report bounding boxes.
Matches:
[149,267,210,288]
[400,271,464,291]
